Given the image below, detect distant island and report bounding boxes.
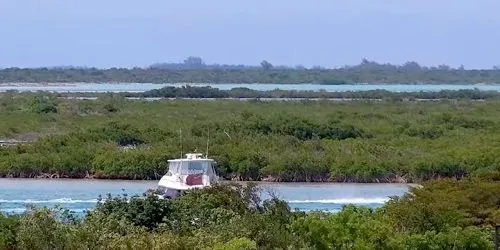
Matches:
[2,57,500,84]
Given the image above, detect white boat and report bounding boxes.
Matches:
[157,153,219,199]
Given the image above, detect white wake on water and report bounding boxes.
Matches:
[0,197,390,205]
[0,198,99,204]
[287,197,390,204]
[0,208,89,213]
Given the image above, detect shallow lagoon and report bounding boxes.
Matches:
[0,179,411,214]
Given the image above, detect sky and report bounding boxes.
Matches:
[1,0,500,69]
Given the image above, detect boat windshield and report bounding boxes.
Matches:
[168,161,214,175]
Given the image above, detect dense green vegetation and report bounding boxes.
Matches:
[46,86,500,100]
[3,59,500,83]
[1,179,499,249]
[2,91,500,182]
[131,86,500,100]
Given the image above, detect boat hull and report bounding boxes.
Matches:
[162,188,182,199]
[157,153,219,199]
[157,179,213,199]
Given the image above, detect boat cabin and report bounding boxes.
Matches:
[158,153,218,194]
[166,153,217,178]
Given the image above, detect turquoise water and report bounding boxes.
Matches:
[0,179,410,215]
[1,83,499,93]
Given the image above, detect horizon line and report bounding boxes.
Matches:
[1,57,499,71]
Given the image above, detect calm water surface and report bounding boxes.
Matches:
[0,179,410,215]
[1,83,499,93]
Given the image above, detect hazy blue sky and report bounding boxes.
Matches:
[1,0,500,69]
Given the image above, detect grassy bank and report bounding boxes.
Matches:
[0,179,499,249]
[1,91,500,182]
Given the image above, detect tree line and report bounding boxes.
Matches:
[128,86,500,100]
[41,86,500,100]
[3,58,500,83]
[0,178,499,249]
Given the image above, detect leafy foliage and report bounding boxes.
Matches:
[2,92,500,182]
[132,86,500,100]
[1,180,497,249]
[0,213,19,250]
[28,95,58,114]
[385,179,500,232]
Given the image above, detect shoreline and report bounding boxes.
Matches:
[1,82,500,86]
[57,96,487,102]
[0,177,422,188]
[0,176,422,187]
[3,83,500,100]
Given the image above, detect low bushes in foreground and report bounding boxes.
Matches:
[0,180,498,249]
